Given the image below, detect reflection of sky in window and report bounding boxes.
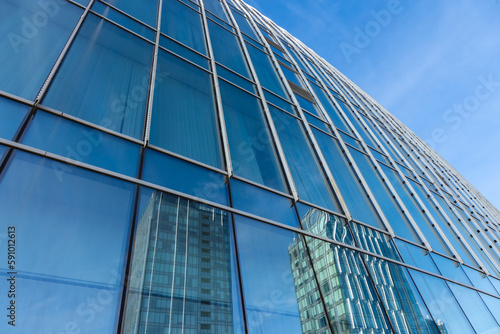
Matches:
[0,151,135,333]
[0,97,29,141]
[234,215,302,334]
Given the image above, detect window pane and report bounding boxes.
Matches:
[161,0,206,54]
[409,270,475,334]
[22,111,141,177]
[142,149,229,206]
[0,97,29,140]
[44,14,153,139]
[208,20,250,78]
[297,203,355,246]
[431,254,471,286]
[104,0,158,26]
[304,233,392,332]
[246,43,288,100]
[394,239,439,275]
[270,108,341,212]
[351,223,399,260]
[230,179,298,227]
[364,256,441,334]
[447,282,500,334]
[314,130,385,230]
[349,149,422,244]
[234,217,330,334]
[231,8,258,40]
[0,0,82,99]
[203,0,228,22]
[0,150,135,334]
[220,80,286,191]
[122,189,245,333]
[150,50,222,168]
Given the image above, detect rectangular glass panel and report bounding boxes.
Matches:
[150,50,223,168]
[352,223,399,260]
[43,14,153,139]
[22,111,141,178]
[0,97,29,140]
[234,216,331,334]
[409,270,475,334]
[313,130,385,230]
[364,256,441,334]
[230,8,258,40]
[208,20,250,78]
[431,254,472,286]
[161,0,207,54]
[270,108,341,213]
[219,80,286,191]
[447,282,500,334]
[203,0,229,22]
[394,239,440,275]
[303,111,330,133]
[0,0,82,100]
[304,234,392,333]
[348,148,422,244]
[142,149,229,206]
[104,0,158,26]
[159,35,210,69]
[246,43,288,100]
[230,179,298,227]
[0,150,135,333]
[122,188,245,333]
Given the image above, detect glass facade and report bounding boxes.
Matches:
[0,0,499,333]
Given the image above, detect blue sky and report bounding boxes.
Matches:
[245,0,500,210]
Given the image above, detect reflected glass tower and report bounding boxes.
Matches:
[1,0,500,333]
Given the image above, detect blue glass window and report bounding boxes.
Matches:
[22,111,141,177]
[0,97,29,140]
[104,0,158,26]
[219,80,286,191]
[91,1,155,40]
[0,150,135,334]
[394,239,439,275]
[234,217,329,334]
[270,108,341,212]
[431,254,472,286]
[43,14,153,139]
[142,149,229,206]
[351,223,399,260]
[203,0,228,22]
[161,0,206,54]
[294,94,321,118]
[230,179,297,227]
[447,282,500,333]
[314,130,385,230]
[208,20,250,78]
[348,148,422,243]
[230,8,258,40]
[410,270,475,334]
[0,0,82,99]
[364,256,440,334]
[246,43,288,100]
[122,188,245,333]
[150,50,222,168]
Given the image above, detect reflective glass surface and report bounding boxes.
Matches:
[234,216,331,334]
[0,0,82,100]
[394,239,439,275]
[208,20,250,78]
[104,0,158,26]
[0,150,135,333]
[150,50,223,168]
[0,97,29,140]
[314,130,385,230]
[219,80,286,191]
[351,223,399,260]
[44,14,154,139]
[270,108,341,212]
[142,149,229,206]
[230,179,298,227]
[161,0,207,54]
[409,270,475,334]
[447,282,499,334]
[246,43,288,99]
[22,111,141,177]
[123,188,245,333]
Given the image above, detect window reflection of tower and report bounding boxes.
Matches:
[123,192,234,333]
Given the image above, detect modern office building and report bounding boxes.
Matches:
[1,0,500,333]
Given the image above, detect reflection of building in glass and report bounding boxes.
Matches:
[290,208,440,334]
[123,192,234,333]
